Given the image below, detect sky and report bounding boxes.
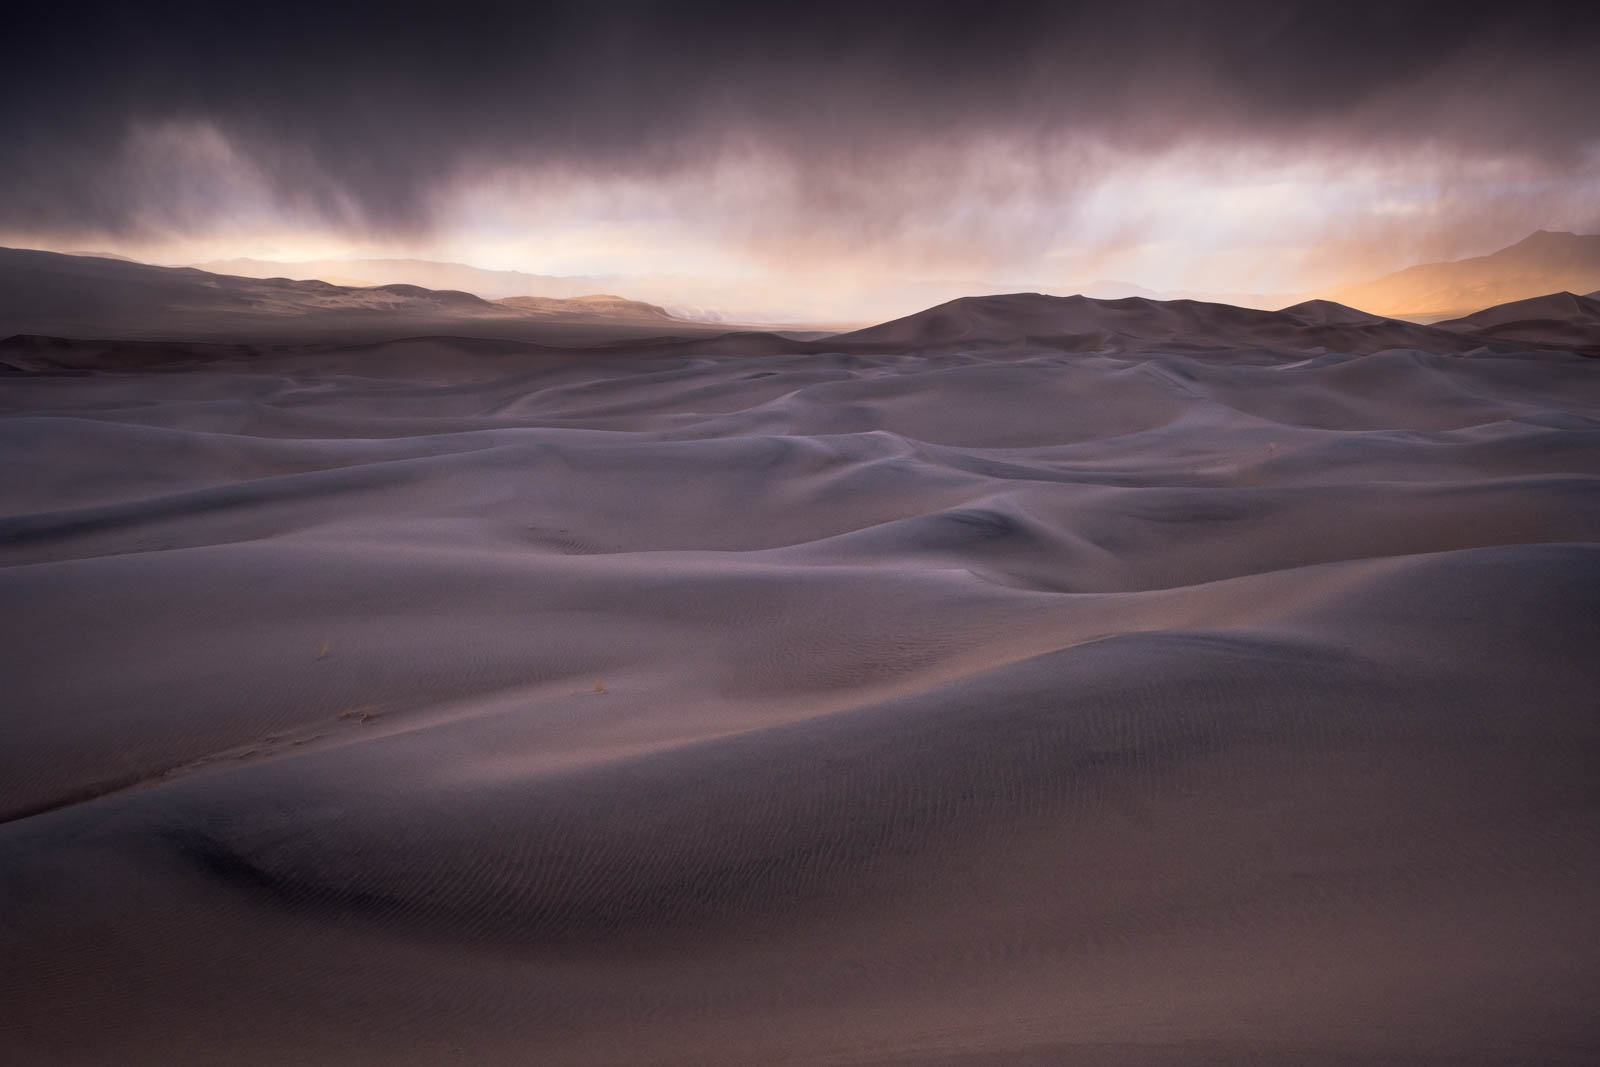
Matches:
[3,0,1597,319]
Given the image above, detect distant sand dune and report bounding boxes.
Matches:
[1435,290,1600,354]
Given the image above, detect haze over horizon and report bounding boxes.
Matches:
[5,1,1597,321]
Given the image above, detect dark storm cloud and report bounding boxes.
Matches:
[3,0,1596,235]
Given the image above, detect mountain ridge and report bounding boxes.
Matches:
[4,248,1596,357]
[1319,230,1600,322]
[0,247,709,344]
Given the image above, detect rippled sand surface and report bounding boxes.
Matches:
[3,322,1597,1063]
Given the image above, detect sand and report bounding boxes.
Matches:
[2,275,1598,1064]
[1435,291,1600,355]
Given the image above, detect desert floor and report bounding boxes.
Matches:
[3,328,1597,1064]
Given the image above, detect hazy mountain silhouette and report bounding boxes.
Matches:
[6,249,1597,360]
[1319,231,1600,322]
[191,256,607,300]
[0,248,708,344]
[177,232,1600,327]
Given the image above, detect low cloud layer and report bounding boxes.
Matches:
[5,1,1597,305]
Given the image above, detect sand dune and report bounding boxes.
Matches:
[1435,291,1600,354]
[832,292,1488,354]
[1,278,1597,1063]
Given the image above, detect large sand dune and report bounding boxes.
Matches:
[1435,291,1600,354]
[2,273,1598,1063]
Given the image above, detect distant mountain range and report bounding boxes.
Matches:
[61,250,141,263]
[174,231,1600,326]
[0,248,696,344]
[3,246,1595,357]
[1318,231,1600,322]
[186,257,818,326]
[190,257,611,301]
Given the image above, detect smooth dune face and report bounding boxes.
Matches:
[1435,291,1600,353]
[2,319,1598,1064]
